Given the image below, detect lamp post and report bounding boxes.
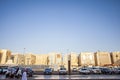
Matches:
[23,48,26,65]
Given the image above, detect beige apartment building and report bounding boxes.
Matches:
[62,52,78,69]
[48,52,62,67]
[13,53,25,65]
[25,53,36,65]
[95,51,111,66]
[111,52,120,66]
[0,49,11,64]
[1,49,119,67]
[70,52,78,68]
[35,54,48,65]
[79,52,95,66]
[62,54,68,69]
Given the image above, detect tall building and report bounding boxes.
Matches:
[63,54,68,69]
[0,49,11,64]
[13,53,25,65]
[111,52,120,66]
[35,54,48,65]
[48,52,62,70]
[70,52,78,68]
[25,53,36,65]
[79,52,95,66]
[95,51,111,66]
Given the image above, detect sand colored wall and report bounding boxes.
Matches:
[80,52,95,66]
[95,52,111,66]
[111,52,120,65]
[0,49,11,64]
[35,54,48,65]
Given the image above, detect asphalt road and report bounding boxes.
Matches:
[34,71,89,75]
[34,71,120,75]
[0,74,120,80]
[0,71,120,80]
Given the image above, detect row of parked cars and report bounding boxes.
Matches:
[44,67,67,75]
[0,66,8,74]
[44,67,120,75]
[78,67,120,74]
[0,66,34,78]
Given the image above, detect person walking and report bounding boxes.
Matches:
[21,69,27,80]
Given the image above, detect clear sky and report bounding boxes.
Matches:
[0,0,120,54]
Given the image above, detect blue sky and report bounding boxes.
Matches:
[0,0,120,53]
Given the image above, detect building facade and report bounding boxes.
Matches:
[1,49,119,67]
[70,52,78,68]
[62,54,68,69]
[35,54,48,65]
[13,53,25,65]
[79,52,95,66]
[111,52,120,66]
[95,52,111,66]
[48,52,62,69]
[25,53,36,65]
[0,49,11,64]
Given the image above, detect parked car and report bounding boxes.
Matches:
[100,68,112,74]
[2,67,8,74]
[0,67,3,74]
[117,68,120,74]
[110,68,119,74]
[59,67,67,75]
[5,67,16,78]
[15,68,22,78]
[50,68,54,72]
[89,67,101,74]
[72,68,77,72]
[44,68,52,75]
[0,66,8,74]
[79,68,90,74]
[26,67,34,77]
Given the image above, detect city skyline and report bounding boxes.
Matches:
[0,49,120,67]
[0,0,120,54]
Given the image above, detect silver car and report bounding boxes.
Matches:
[59,67,67,75]
[79,68,90,74]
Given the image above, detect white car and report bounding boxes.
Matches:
[2,67,8,74]
[79,68,90,74]
[89,67,101,74]
[72,68,77,72]
[59,67,67,75]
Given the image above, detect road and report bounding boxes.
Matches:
[0,74,120,80]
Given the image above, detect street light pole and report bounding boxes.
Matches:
[23,48,26,65]
[24,48,26,55]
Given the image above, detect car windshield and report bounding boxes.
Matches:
[60,68,66,70]
[26,68,32,70]
[73,68,76,69]
[45,68,51,71]
[81,69,87,70]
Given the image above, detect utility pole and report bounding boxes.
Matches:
[68,57,71,75]
[67,49,71,75]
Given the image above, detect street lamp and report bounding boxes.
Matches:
[23,48,26,65]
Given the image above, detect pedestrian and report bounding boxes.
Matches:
[21,69,27,80]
